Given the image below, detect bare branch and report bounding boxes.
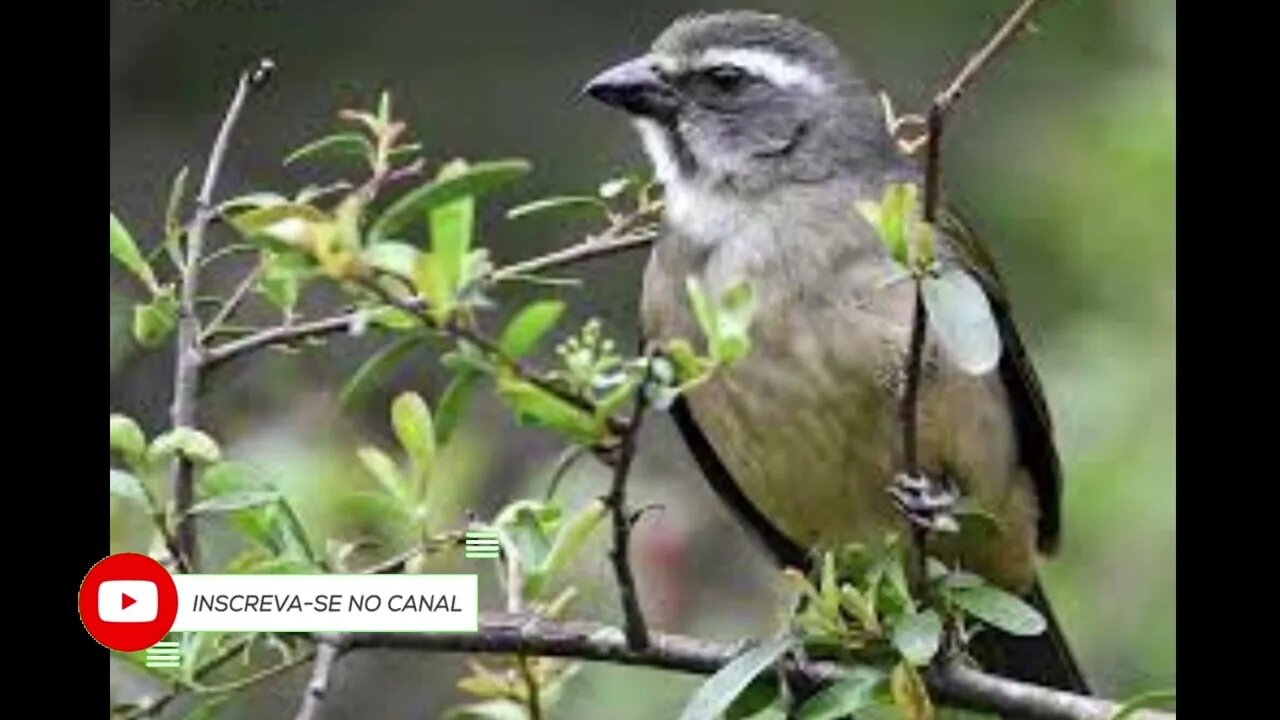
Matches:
[169,58,273,569]
[490,227,658,283]
[199,262,264,343]
[293,640,341,720]
[603,355,654,650]
[203,312,362,370]
[316,615,1173,720]
[923,0,1047,221]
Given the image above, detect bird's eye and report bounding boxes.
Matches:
[703,64,749,92]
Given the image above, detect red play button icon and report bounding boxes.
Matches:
[78,553,178,652]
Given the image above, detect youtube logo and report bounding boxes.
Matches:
[78,553,177,651]
[98,580,158,623]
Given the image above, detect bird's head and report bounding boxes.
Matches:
[584,11,900,194]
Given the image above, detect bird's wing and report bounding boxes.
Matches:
[668,396,812,570]
[939,206,1063,553]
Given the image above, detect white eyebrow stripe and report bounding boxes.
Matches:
[695,47,828,93]
[652,53,680,75]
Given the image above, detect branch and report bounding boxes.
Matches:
[490,227,658,283]
[901,0,1046,581]
[316,614,1172,720]
[923,0,1046,221]
[603,355,654,650]
[354,275,628,436]
[168,58,273,569]
[203,312,363,369]
[198,262,264,343]
[198,204,660,372]
[489,203,660,283]
[293,639,341,720]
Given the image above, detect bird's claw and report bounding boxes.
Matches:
[889,473,960,533]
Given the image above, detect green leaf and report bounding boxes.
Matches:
[391,391,436,481]
[435,370,481,444]
[529,499,607,597]
[678,634,794,720]
[339,334,423,411]
[507,195,608,220]
[948,585,1046,637]
[882,185,912,264]
[188,491,280,515]
[149,427,222,465]
[414,252,455,315]
[110,212,159,292]
[1111,690,1176,719]
[890,660,933,720]
[713,281,755,362]
[377,90,392,125]
[357,446,407,500]
[665,338,716,386]
[444,699,528,720]
[431,194,474,293]
[109,470,150,506]
[163,166,190,261]
[198,462,284,549]
[369,158,531,243]
[284,133,374,166]
[892,609,942,666]
[501,505,553,573]
[499,301,566,359]
[796,668,885,720]
[132,287,179,348]
[921,268,1002,376]
[368,305,421,332]
[110,414,148,469]
[219,192,290,214]
[338,490,412,531]
[363,241,422,281]
[685,276,719,350]
[496,375,601,444]
[229,203,333,251]
[598,176,636,199]
[725,678,780,720]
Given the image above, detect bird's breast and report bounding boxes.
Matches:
[640,184,1039,589]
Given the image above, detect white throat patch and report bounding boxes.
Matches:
[632,118,680,185]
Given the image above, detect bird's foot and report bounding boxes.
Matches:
[888,473,960,534]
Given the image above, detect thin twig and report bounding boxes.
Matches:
[604,355,655,650]
[315,614,1173,720]
[900,285,928,477]
[199,262,264,343]
[168,58,271,569]
[497,523,545,720]
[203,312,362,369]
[194,207,659,372]
[543,445,590,501]
[490,228,658,283]
[516,655,544,720]
[293,641,340,720]
[901,283,930,587]
[356,275,627,435]
[118,636,255,719]
[923,0,1047,221]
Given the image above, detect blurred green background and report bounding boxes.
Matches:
[109,0,1174,717]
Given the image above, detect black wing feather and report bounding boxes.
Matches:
[940,208,1063,553]
[669,397,811,571]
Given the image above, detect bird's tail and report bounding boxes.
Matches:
[969,577,1091,695]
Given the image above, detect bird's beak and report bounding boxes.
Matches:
[582,55,678,120]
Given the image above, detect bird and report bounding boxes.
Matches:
[582,10,1090,695]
